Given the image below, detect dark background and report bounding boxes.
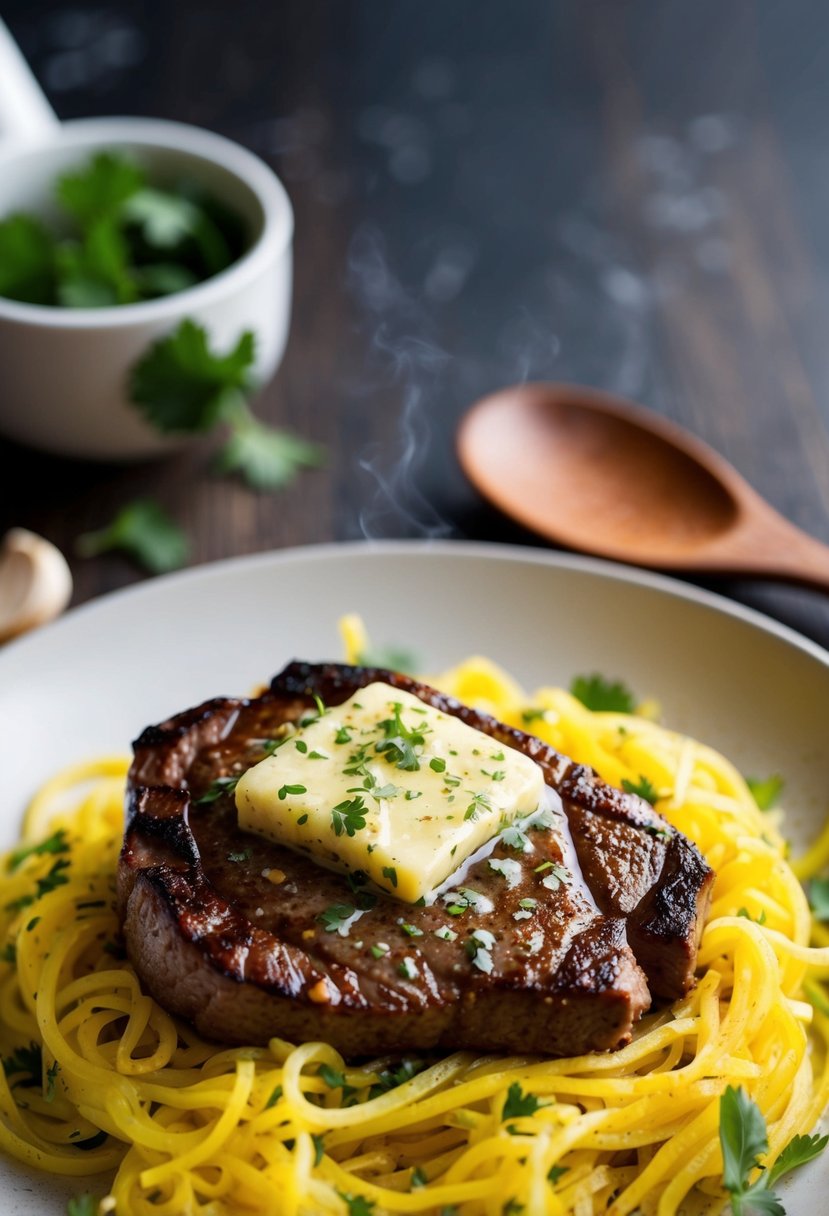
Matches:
[3,0,829,647]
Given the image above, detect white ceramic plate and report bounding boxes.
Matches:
[1,540,827,1213]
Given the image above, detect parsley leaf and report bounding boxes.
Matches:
[375,703,426,771]
[746,775,784,812]
[719,1085,828,1214]
[367,1059,422,1099]
[502,1081,542,1121]
[57,151,144,226]
[195,775,241,805]
[317,904,356,933]
[809,877,829,922]
[130,320,253,433]
[331,796,368,837]
[45,1059,60,1102]
[56,217,138,307]
[129,319,324,491]
[312,1131,325,1165]
[547,1164,569,1184]
[337,1193,375,1216]
[570,673,635,713]
[214,412,324,491]
[76,499,188,575]
[622,775,660,805]
[0,214,56,304]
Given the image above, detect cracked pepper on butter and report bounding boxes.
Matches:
[235,682,544,902]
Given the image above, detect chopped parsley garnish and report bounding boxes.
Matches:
[465,928,496,974]
[367,1060,422,1099]
[5,858,71,913]
[434,925,457,942]
[570,673,636,713]
[745,774,784,811]
[0,943,16,964]
[382,865,399,889]
[501,823,532,852]
[337,1193,375,1216]
[8,829,70,872]
[226,848,252,863]
[719,1084,828,1213]
[737,907,767,925]
[464,791,493,821]
[375,703,427,771]
[502,1081,542,1120]
[521,707,547,725]
[404,790,422,801]
[264,1084,283,1109]
[346,871,377,911]
[195,775,240,805]
[488,857,522,888]
[411,1165,428,1188]
[538,862,570,891]
[45,1059,60,1102]
[643,822,672,840]
[547,1165,569,1185]
[331,796,368,837]
[621,775,660,805]
[3,1042,42,1088]
[335,726,352,745]
[318,1063,357,1103]
[278,783,307,800]
[317,904,356,933]
[429,757,446,773]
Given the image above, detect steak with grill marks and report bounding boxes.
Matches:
[118,662,714,1057]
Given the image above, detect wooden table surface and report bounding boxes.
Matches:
[3,0,829,649]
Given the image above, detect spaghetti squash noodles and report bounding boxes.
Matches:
[0,639,827,1215]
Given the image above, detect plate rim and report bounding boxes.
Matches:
[3,537,829,673]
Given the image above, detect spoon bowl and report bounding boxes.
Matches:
[457,383,829,592]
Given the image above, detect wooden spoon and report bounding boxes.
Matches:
[457,382,829,591]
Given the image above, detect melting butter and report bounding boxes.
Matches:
[235,682,544,902]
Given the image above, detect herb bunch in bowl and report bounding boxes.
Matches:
[0,151,247,308]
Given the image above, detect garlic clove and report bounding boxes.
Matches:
[0,528,73,644]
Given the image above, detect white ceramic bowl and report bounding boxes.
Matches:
[0,117,294,460]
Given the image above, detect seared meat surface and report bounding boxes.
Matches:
[119,662,713,1057]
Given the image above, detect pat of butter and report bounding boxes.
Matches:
[235,682,544,902]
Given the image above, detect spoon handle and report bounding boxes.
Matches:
[0,20,59,144]
[704,501,829,594]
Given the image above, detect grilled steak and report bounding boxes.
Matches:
[118,662,714,1057]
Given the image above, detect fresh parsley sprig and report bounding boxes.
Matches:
[130,320,325,491]
[76,500,188,575]
[570,673,636,713]
[719,1085,828,1213]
